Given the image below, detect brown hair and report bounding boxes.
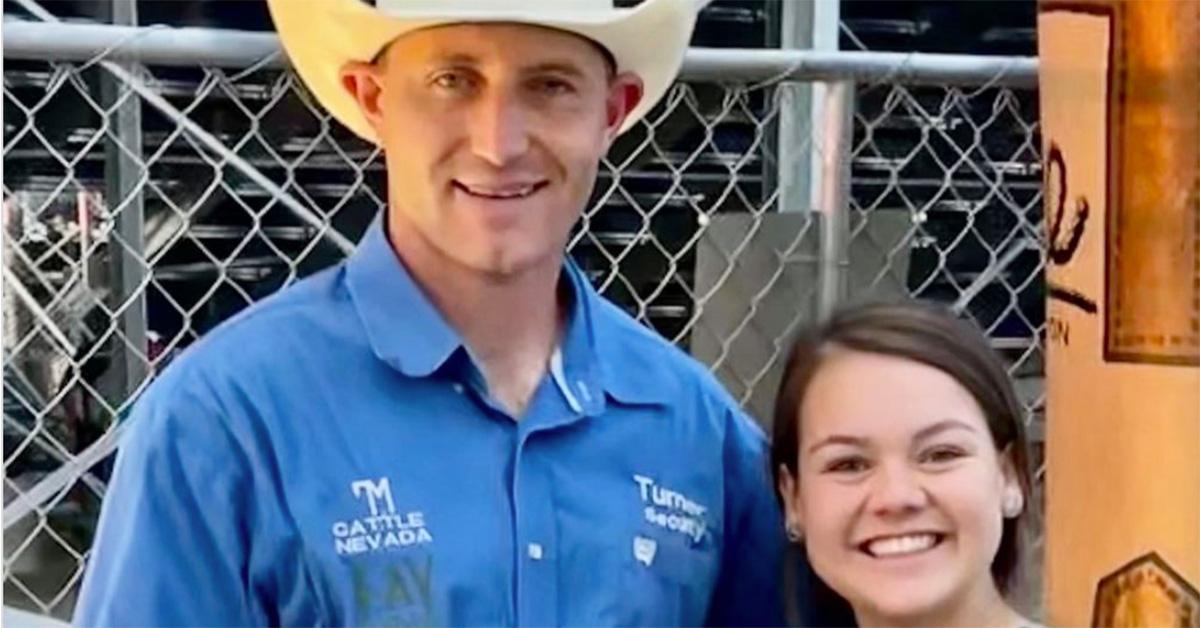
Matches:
[770,299,1035,597]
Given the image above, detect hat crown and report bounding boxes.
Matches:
[376,0,617,12]
[268,0,697,143]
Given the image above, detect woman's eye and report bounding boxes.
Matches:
[824,457,869,474]
[921,447,965,464]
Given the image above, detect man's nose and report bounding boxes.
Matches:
[467,89,531,167]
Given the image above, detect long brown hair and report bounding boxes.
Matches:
[771,299,1035,597]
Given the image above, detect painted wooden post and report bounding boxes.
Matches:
[1038,1,1200,625]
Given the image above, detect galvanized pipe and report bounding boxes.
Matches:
[2,20,1039,87]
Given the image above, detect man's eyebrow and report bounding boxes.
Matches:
[422,53,593,76]
[521,61,588,79]
[428,52,479,65]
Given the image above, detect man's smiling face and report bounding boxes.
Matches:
[344,22,643,277]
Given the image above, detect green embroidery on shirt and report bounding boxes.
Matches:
[351,555,435,625]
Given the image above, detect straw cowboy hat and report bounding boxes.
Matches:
[267,0,705,144]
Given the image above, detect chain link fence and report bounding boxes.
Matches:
[3,19,1043,620]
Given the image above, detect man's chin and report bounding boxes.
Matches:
[456,249,555,280]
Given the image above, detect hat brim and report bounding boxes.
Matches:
[267,0,698,144]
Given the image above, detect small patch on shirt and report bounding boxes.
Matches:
[633,535,658,567]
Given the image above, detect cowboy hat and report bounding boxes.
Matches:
[266,0,705,144]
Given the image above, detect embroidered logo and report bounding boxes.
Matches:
[633,474,709,543]
[331,477,433,556]
[633,536,658,567]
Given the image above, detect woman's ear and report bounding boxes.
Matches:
[777,464,805,542]
[998,445,1025,519]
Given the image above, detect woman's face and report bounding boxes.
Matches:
[778,349,1021,624]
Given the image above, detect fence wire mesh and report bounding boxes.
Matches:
[3,37,1043,619]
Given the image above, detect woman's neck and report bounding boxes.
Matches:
[853,580,1027,628]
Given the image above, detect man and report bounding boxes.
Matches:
[75,0,784,624]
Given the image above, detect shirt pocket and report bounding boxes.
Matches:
[617,533,720,625]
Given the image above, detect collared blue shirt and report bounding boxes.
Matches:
[75,218,785,626]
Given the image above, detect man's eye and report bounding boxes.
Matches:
[535,78,574,95]
[432,73,470,91]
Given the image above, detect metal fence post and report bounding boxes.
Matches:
[775,0,841,216]
[815,80,854,320]
[99,0,148,401]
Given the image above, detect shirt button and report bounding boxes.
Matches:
[452,383,465,395]
[527,543,544,560]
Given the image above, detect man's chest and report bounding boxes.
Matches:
[261,385,727,625]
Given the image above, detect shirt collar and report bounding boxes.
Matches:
[560,259,668,409]
[554,259,607,415]
[345,214,666,408]
[345,217,461,378]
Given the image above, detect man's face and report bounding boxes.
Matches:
[343,23,643,277]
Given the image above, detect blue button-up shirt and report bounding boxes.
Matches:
[75,218,784,626]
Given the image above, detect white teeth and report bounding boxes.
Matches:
[866,533,937,557]
[461,184,537,199]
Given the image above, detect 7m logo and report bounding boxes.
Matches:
[331,477,433,556]
[352,477,396,516]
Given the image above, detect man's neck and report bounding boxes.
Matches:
[387,220,566,417]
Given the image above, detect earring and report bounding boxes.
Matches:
[785,522,803,543]
[1002,490,1023,518]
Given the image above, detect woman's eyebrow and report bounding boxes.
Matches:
[912,419,979,444]
[806,434,868,455]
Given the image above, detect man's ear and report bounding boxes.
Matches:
[340,60,387,135]
[603,72,644,144]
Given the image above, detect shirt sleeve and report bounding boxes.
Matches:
[704,408,787,626]
[73,372,266,627]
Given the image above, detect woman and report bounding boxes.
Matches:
[772,301,1039,627]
